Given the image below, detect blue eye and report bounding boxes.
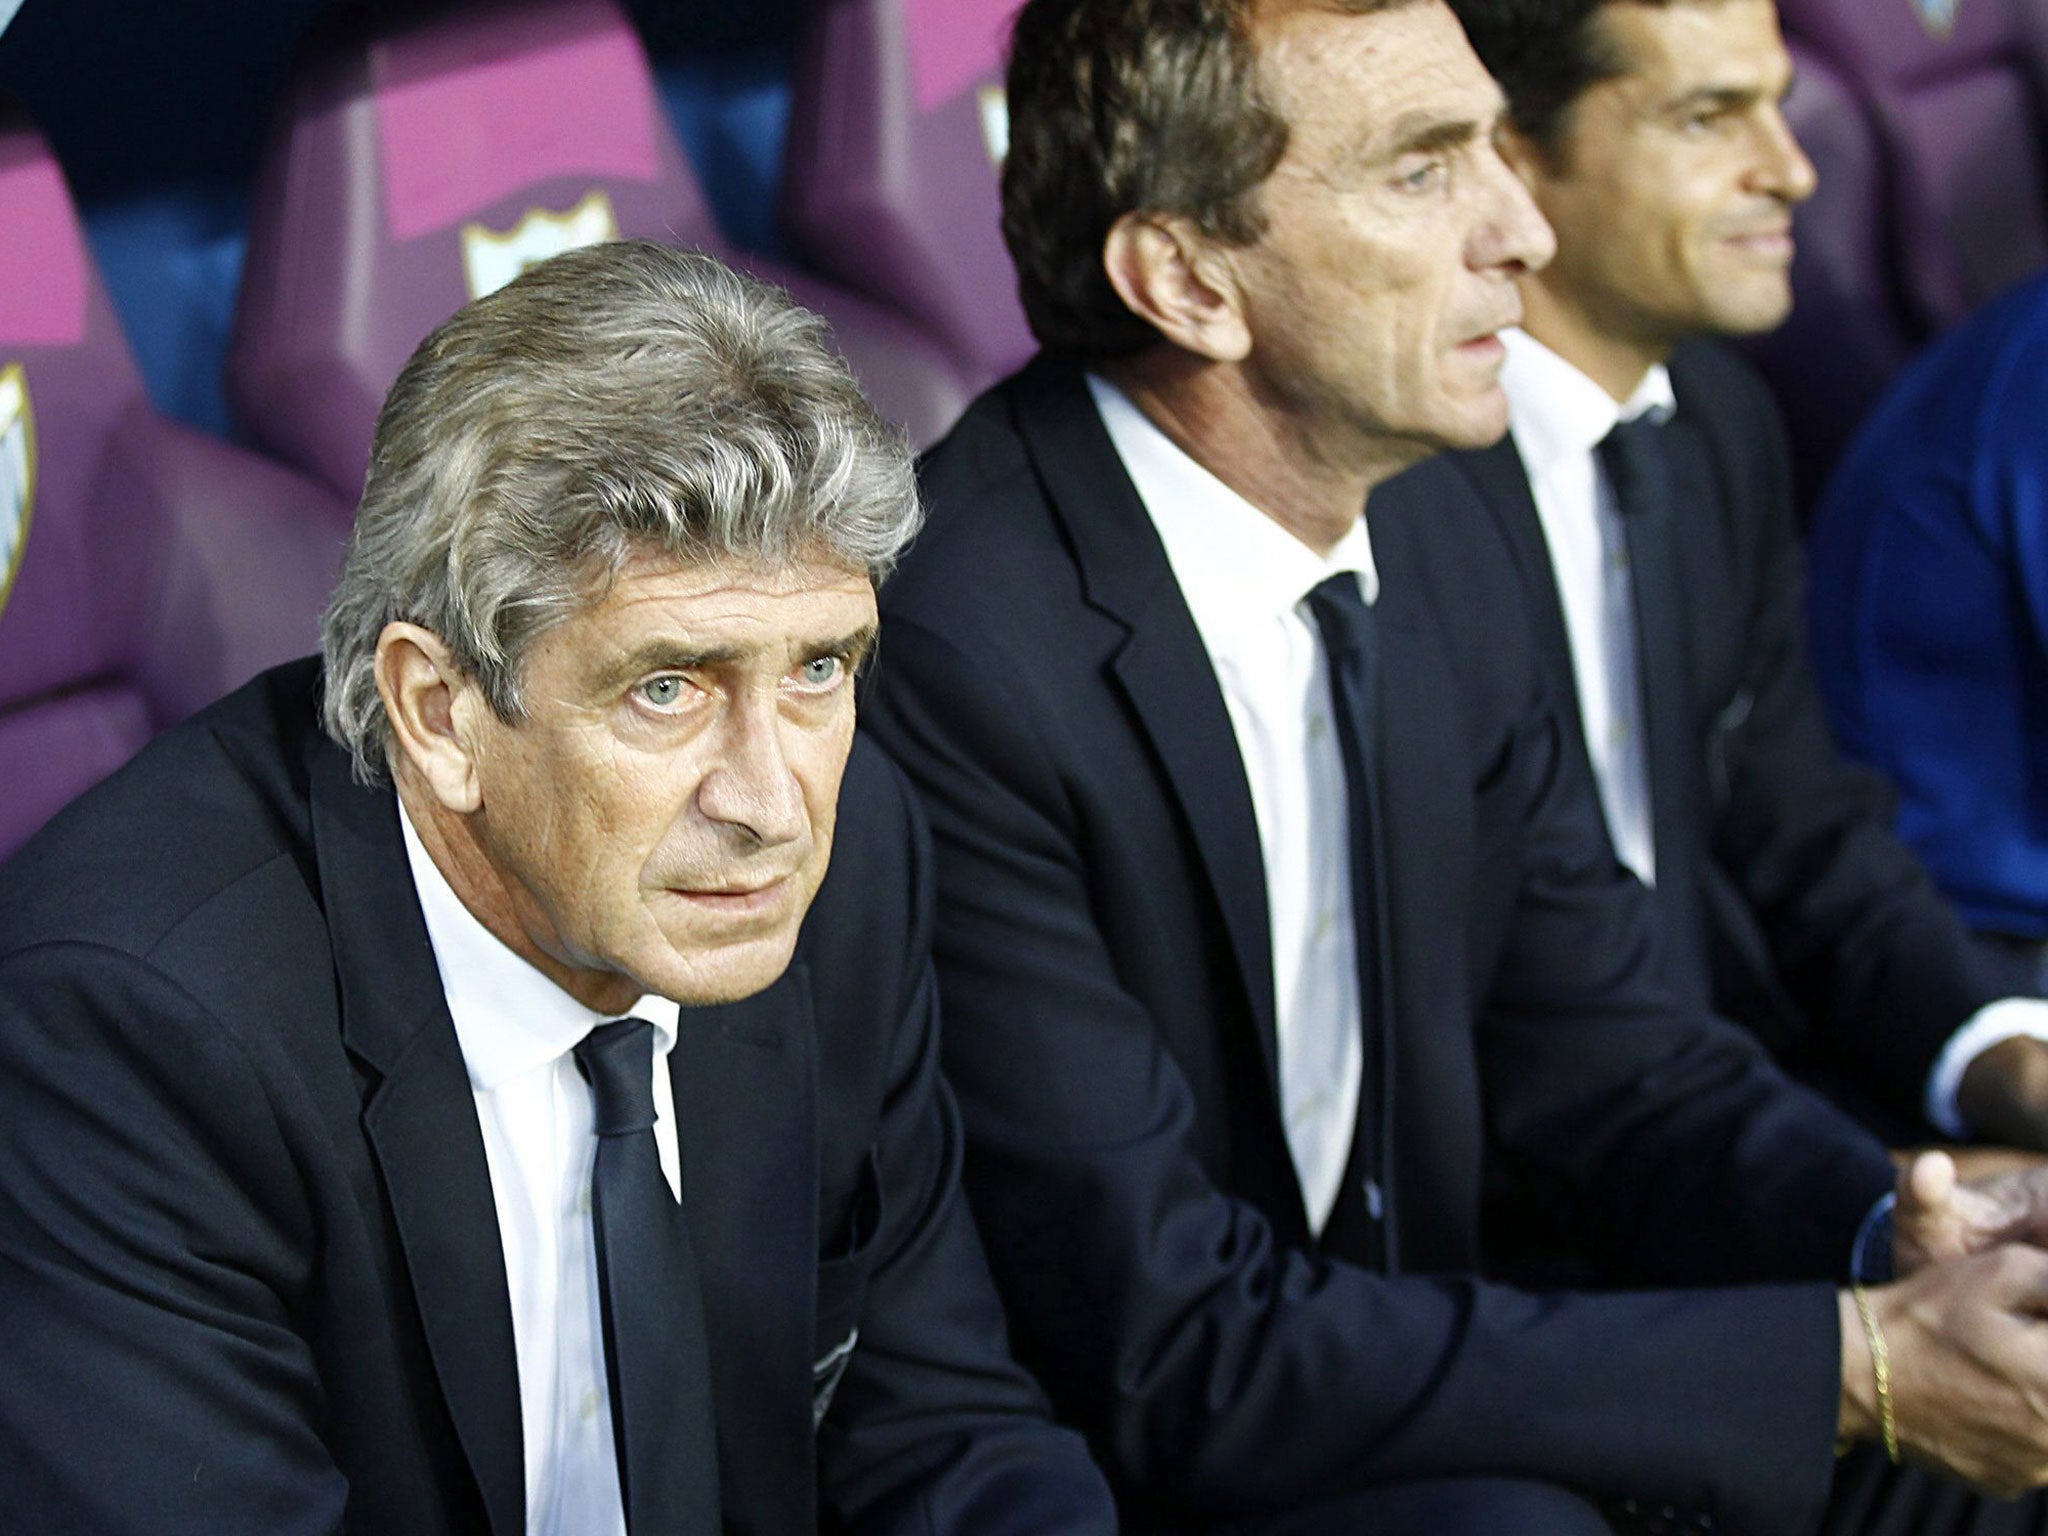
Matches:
[1395,160,1447,194]
[797,656,844,689]
[641,676,684,707]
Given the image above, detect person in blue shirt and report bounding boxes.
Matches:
[1808,271,2048,970]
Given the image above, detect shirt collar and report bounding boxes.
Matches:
[398,799,680,1091]
[1086,372,1379,647]
[1500,326,1676,477]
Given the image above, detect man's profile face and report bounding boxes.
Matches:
[1519,0,1814,350]
[457,550,877,1011]
[1221,0,1555,456]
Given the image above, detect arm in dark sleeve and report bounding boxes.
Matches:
[864,616,1854,1536]
[814,751,1117,1536]
[0,944,346,1534]
[1468,668,1901,1285]
[1693,349,2033,1112]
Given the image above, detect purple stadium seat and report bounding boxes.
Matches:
[1742,45,1916,508]
[782,0,1036,393]
[0,109,351,864]
[227,0,969,497]
[1757,0,2048,498]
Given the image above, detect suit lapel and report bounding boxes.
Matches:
[1011,360,1280,1088]
[309,745,525,1536]
[1453,437,1587,728]
[668,969,818,1536]
[1634,415,1711,980]
[1363,505,1486,1273]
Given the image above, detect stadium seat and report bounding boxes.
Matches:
[1755,0,2048,501]
[227,0,969,500]
[782,0,1035,392]
[1741,45,1914,511]
[0,107,351,863]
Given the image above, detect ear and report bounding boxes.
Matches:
[1102,211,1252,363]
[375,622,489,815]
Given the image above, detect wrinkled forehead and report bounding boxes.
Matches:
[1252,0,1504,161]
[1590,0,1794,91]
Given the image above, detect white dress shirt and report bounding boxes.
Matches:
[1501,327,1673,887]
[1500,327,2048,1136]
[1090,374,1378,1233]
[400,803,684,1536]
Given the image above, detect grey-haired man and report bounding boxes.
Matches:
[0,240,1114,1536]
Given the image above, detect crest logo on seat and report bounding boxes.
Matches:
[461,189,620,302]
[1913,0,1959,37]
[978,85,1009,169]
[0,364,34,622]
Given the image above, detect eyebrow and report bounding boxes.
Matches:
[596,624,881,690]
[1663,83,1768,117]
[1390,117,1484,158]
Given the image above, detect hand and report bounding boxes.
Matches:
[1841,1246,2048,1496]
[1894,1149,2048,1276]
[1958,1035,2048,1152]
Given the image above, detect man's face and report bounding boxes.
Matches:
[1518,0,1814,353]
[458,551,877,1010]
[1222,0,1556,456]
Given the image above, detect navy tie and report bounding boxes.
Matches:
[1595,414,1709,992]
[1305,572,1396,1270]
[574,1019,720,1536]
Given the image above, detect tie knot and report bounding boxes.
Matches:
[1595,415,1667,518]
[1305,571,1374,659]
[574,1018,659,1138]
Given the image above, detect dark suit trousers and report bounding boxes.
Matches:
[1182,1459,2048,1536]
[1825,1450,2048,1536]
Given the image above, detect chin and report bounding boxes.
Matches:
[1704,280,1795,339]
[1430,396,1513,453]
[651,930,804,1007]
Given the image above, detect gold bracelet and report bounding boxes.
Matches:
[1853,1283,1900,1464]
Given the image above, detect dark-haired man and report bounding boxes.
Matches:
[865,0,2048,1532]
[1395,0,2048,1154]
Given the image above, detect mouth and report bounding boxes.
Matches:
[1454,306,1522,360]
[1723,224,1795,262]
[664,875,797,918]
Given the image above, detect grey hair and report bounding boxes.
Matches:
[319,240,921,782]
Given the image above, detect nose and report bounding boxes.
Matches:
[1752,102,1817,205]
[1472,146,1557,277]
[694,693,808,850]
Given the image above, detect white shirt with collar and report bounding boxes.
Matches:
[1501,325,1672,888]
[1088,373,1378,1235]
[1499,326,2048,1137]
[400,801,684,1536]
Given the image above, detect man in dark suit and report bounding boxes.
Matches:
[0,241,1115,1535]
[864,1,2048,1531]
[1388,0,2048,1150]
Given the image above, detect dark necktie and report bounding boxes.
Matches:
[574,1019,720,1536]
[1595,415,1708,995]
[1305,572,1396,1270]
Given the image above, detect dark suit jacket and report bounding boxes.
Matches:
[0,659,1113,1536]
[1379,339,2035,1128]
[864,358,1897,1534]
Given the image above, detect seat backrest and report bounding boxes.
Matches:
[1742,45,1918,510]
[0,112,166,856]
[1781,0,2048,335]
[1743,0,2048,505]
[227,0,723,499]
[781,0,1034,389]
[0,108,348,863]
[230,0,973,485]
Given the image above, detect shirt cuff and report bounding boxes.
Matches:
[1851,1192,1896,1285]
[1924,998,2048,1138]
